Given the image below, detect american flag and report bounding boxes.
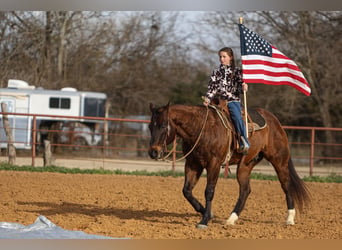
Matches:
[238,24,311,96]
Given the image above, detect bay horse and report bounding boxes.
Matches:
[148,103,310,228]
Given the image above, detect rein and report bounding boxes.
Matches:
[208,104,232,130]
[160,106,209,162]
[208,104,234,165]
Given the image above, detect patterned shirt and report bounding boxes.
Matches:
[205,64,244,102]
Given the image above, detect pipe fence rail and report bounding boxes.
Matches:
[0,111,341,176]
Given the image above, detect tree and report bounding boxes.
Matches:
[257,11,342,129]
[197,11,342,129]
[0,11,198,116]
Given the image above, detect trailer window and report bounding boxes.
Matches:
[49,97,71,109]
[84,98,105,117]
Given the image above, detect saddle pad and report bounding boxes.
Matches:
[247,109,267,132]
[248,109,266,127]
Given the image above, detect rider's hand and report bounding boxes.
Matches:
[242,83,248,92]
[203,97,210,106]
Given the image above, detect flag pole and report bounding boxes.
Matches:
[239,17,248,138]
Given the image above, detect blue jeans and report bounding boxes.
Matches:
[227,101,249,145]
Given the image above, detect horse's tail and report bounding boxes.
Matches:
[288,158,311,213]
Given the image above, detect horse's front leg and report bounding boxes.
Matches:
[195,161,221,228]
[196,178,219,228]
[182,162,205,217]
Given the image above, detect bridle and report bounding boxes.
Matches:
[159,106,209,162]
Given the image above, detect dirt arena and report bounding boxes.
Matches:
[0,170,340,239]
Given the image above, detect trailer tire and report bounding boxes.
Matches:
[73,136,88,151]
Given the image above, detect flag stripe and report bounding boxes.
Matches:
[244,78,311,96]
[242,59,302,71]
[242,60,306,78]
[243,69,307,83]
[243,74,310,89]
[239,24,311,96]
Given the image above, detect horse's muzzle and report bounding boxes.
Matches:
[148,146,163,160]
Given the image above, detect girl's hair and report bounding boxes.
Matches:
[219,47,236,78]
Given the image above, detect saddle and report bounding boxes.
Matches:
[213,98,267,134]
[243,108,267,133]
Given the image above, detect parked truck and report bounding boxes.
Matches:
[0,79,107,151]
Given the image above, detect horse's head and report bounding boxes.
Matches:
[148,102,175,160]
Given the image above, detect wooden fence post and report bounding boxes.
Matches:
[103,100,110,156]
[1,103,16,165]
[43,140,54,167]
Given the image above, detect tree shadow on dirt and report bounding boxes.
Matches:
[17,201,198,223]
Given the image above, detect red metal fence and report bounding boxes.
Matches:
[1,112,341,176]
[283,126,342,176]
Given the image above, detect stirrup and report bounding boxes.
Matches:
[240,137,250,154]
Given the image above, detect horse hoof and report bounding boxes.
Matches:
[196,224,208,229]
[225,220,235,226]
[286,220,295,225]
[286,209,295,225]
[225,212,238,225]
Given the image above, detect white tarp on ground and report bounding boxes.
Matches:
[0,215,114,239]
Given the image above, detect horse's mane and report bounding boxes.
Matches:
[168,104,210,122]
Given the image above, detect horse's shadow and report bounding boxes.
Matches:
[17,201,196,224]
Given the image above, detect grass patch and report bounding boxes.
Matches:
[218,172,278,181]
[303,173,342,183]
[0,162,184,177]
[0,162,340,183]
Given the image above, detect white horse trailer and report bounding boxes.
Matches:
[0,79,107,151]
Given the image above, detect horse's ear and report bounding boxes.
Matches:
[165,101,171,114]
[149,103,155,112]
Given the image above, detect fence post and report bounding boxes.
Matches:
[1,103,16,165]
[43,140,53,166]
[309,128,315,176]
[31,115,37,166]
[103,100,110,157]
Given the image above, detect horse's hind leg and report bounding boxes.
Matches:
[267,154,310,225]
[266,154,296,224]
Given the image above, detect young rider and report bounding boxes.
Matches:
[203,47,250,153]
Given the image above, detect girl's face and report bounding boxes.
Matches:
[219,51,232,66]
